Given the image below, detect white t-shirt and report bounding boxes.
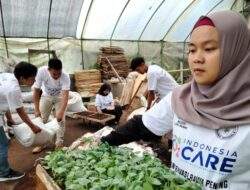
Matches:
[0,73,23,126]
[147,65,178,99]
[142,93,250,190]
[33,66,70,96]
[95,92,113,110]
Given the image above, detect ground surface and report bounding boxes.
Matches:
[0,111,171,190]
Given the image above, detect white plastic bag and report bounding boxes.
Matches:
[67,91,86,112]
[13,117,60,147]
[22,91,33,103]
[127,107,146,120]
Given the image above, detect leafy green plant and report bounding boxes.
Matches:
[42,143,201,190]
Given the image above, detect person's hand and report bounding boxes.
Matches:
[107,106,114,110]
[35,110,41,118]
[31,125,41,134]
[56,111,64,122]
[7,119,16,126]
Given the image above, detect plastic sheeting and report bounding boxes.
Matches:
[165,0,238,42]
[0,0,245,83]
[1,0,84,38]
[0,0,244,41]
[0,37,190,83]
[0,38,83,74]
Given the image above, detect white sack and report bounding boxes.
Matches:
[22,91,33,103]
[67,91,86,112]
[13,117,60,147]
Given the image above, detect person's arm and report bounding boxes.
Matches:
[107,93,115,110]
[95,95,103,113]
[16,107,41,133]
[101,93,174,146]
[33,68,43,117]
[56,90,69,122]
[33,88,42,117]
[147,90,155,110]
[147,71,158,110]
[5,110,15,126]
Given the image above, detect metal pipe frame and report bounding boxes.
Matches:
[0,0,9,58]
[80,0,94,69]
[230,0,238,10]
[109,0,130,46]
[138,0,165,41]
[137,0,165,55]
[47,0,53,60]
[161,0,196,41]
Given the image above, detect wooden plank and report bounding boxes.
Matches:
[36,164,61,190]
[132,74,147,98]
[103,57,124,83]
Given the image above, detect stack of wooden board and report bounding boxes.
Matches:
[97,46,129,80]
[74,69,102,96]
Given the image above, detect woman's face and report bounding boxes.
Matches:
[188,26,220,85]
[103,89,110,96]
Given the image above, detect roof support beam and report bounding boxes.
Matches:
[182,0,224,44]
[109,0,130,46]
[206,0,224,15]
[47,0,53,60]
[138,0,165,41]
[80,0,94,69]
[137,0,165,54]
[161,0,195,41]
[230,0,238,10]
[0,0,9,58]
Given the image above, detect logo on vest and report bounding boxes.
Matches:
[173,135,238,174]
[216,127,238,139]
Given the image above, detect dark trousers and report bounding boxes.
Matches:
[102,105,123,122]
[101,115,161,146]
[0,126,10,177]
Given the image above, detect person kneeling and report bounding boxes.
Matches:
[95,83,122,125]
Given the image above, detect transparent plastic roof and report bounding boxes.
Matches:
[0,0,243,42]
[49,0,84,38]
[111,0,164,40]
[165,0,236,42]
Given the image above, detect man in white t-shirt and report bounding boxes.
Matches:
[130,57,178,110]
[33,58,70,153]
[0,62,41,182]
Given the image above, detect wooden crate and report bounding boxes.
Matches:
[74,69,101,86]
[75,83,103,95]
[36,164,61,190]
[73,111,115,126]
